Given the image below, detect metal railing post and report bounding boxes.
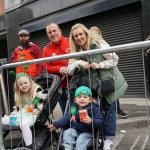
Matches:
[0,73,9,114]
[0,90,5,150]
[0,58,9,115]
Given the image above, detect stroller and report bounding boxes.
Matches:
[57,73,103,150]
[3,73,63,150]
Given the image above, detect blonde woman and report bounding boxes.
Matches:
[67,23,128,150]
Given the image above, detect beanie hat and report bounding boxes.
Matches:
[18,29,30,36]
[75,86,92,97]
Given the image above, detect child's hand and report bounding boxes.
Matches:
[47,124,56,131]
[32,110,40,115]
[13,106,18,112]
[82,116,92,124]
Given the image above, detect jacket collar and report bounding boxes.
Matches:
[18,42,34,50]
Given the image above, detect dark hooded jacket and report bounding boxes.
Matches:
[53,102,103,133]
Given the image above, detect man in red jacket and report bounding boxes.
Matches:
[11,29,43,78]
[43,23,71,114]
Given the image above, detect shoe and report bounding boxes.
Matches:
[25,144,33,150]
[103,139,113,150]
[118,109,128,118]
[99,138,105,147]
[99,138,102,147]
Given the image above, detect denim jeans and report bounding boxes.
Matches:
[102,96,116,139]
[63,128,93,150]
[59,88,68,115]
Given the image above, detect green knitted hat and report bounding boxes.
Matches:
[75,86,92,97]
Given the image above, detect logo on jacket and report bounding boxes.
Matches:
[66,48,70,54]
[52,53,57,56]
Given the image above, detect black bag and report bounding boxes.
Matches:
[101,77,115,94]
[97,70,115,94]
[32,128,52,150]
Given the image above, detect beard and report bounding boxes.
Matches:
[20,40,30,49]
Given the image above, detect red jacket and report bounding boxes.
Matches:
[11,42,43,77]
[43,35,71,88]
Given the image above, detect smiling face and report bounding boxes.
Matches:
[74,95,91,108]
[17,76,31,93]
[19,34,30,45]
[72,27,87,50]
[46,23,62,44]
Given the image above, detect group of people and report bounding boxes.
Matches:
[2,22,129,150]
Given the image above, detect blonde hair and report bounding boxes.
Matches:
[90,26,109,45]
[70,23,90,53]
[14,76,38,106]
[70,24,108,54]
[90,26,102,36]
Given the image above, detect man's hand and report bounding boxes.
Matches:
[47,124,56,131]
[90,62,101,70]
[80,60,90,70]
[60,66,67,75]
[82,116,92,124]
[18,59,24,62]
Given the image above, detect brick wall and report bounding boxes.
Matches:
[0,0,4,15]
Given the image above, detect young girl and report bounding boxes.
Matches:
[48,86,103,150]
[2,72,47,148]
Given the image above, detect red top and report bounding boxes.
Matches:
[43,35,71,88]
[11,42,43,77]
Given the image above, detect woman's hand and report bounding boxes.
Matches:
[80,60,90,70]
[82,116,92,124]
[90,62,101,70]
[60,66,67,75]
[47,124,56,131]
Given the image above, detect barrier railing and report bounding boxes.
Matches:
[0,40,150,150]
[0,41,150,70]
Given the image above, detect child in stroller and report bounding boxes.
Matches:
[48,86,103,150]
[2,72,47,149]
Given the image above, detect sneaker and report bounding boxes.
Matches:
[118,109,128,118]
[99,138,102,147]
[99,138,105,147]
[104,139,113,150]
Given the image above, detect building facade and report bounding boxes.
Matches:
[0,0,150,98]
[0,0,4,15]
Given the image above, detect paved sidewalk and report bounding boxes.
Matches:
[117,98,150,129]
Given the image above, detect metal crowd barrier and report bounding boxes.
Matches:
[0,40,150,150]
